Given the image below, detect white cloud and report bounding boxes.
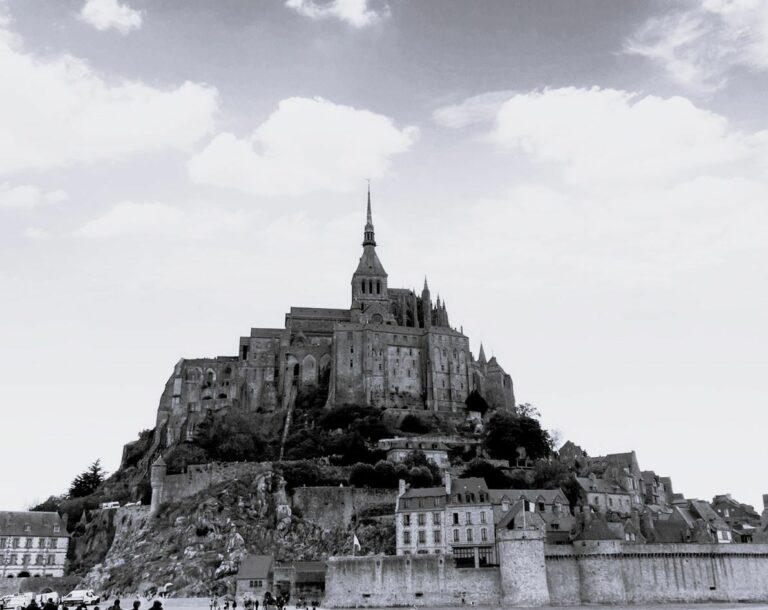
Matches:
[434,87,768,278]
[432,90,515,129]
[625,0,768,91]
[0,183,69,209]
[23,227,49,240]
[471,87,768,190]
[0,16,218,176]
[285,0,387,28]
[79,0,143,34]
[75,201,255,239]
[188,97,417,197]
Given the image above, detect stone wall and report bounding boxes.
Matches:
[291,487,397,529]
[161,462,274,505]
[325,540,768,607]
[324,554,500,607]
[545,541,768,605]
[0,576,79,597]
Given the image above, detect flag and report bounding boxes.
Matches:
[352,534,362,555]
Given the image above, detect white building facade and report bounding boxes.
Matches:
[0,512,69,577]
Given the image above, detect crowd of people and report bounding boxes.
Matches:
[210,593,318,610]
[19,600,163,610]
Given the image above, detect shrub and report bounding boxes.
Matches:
[400,414,432,434]
[350,463,376,487]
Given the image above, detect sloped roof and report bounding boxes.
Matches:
[450,477,489,497]
[354,246,387,277]
[652,520,689,543]
[386,439,449,452]
[400,486,445,499]
[574,518,622,541]
[689,500,730,531]
[0,512,68,538]
[488,489,567,505]
[238,555,273,580]
[576,476,630,495]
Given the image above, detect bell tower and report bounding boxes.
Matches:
[351,187,388,308]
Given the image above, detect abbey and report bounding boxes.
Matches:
[156,193,514,445]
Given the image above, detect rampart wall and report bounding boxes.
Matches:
[291,487,397,529]
[545,541,768,605]
[0,576,80,597]
[325,540,768,607]
[161,462,274,504]
[324,554,500,607]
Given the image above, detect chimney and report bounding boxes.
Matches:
[762,494,768,512]
[398,479,407,497]
[444,471,452,495]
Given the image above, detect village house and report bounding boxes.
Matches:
[488,489,574,543]
[711,494,761,542]
[384,438,451,469]
[236,555,274,599]
[0,511,69,577]
[671,499,733,543]
[586,451,643,507]
[575,474,633,516]
[395,473,497,567]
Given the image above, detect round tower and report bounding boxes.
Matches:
[149,455,167,517]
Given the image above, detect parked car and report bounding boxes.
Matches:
[3,593,34,610]
[35,591,60,606]
[62,590,100,607]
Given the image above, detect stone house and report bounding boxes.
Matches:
[575,474,633,516]
[236,555,274,599]
[671,500,733,543]
[488,489,574,544]
[0,511,69,577]
[395,474,496,566]
[641,470,673,506]
[385,439,450,469]
[711,494,761,542]
[586,451,643,507]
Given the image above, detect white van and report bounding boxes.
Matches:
[100,501,119,510]
[62,590,100,607]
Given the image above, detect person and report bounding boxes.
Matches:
[254,599,259,610]
[111,599,121,610]
[151,602,162,610]
[224,601,229,610]
[25,600,39,610]
[43,599,56,610]
[232,599,237,610]
[132,602,140,610]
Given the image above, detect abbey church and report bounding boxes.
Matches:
[156,193,515,445]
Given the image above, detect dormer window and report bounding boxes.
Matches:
[24,524,31,533]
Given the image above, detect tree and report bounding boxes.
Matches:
[400,414,432,434]
[516,402,542,420]
[373,460,398,488]
[460,459,512,488]
[193,410,267,462]
[408,466,434,488]
[530,459,571,490]
[484,411,552,463]
[164,444,210,474]
[402,451,442,485]
[350,463,376,487]
[30,495,65,513]
[68,460,106,498]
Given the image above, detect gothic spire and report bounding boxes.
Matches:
[363,182,376,246]
[423,276,430,293]
[478,343,487,364]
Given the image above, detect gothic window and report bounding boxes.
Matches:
[376,280,381,294]
[223,366,232,379]
[301,354,317,384]
[369,280,373,293]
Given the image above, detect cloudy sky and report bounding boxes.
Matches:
[1,0,767,512]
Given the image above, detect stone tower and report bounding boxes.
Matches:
[149,455,167,517]
[351,188,390,323]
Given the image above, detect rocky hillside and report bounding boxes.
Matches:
[79,472,394,597]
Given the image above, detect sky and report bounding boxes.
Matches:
[1,0,767,512]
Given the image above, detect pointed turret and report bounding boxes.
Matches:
[421,276,432,329]
[478,343,487,365]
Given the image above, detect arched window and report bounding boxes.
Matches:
[362,280,366,294]
[368,279,373,293]
[302,354,317,384]
[376,280,381,294]
[224,366,232,379]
